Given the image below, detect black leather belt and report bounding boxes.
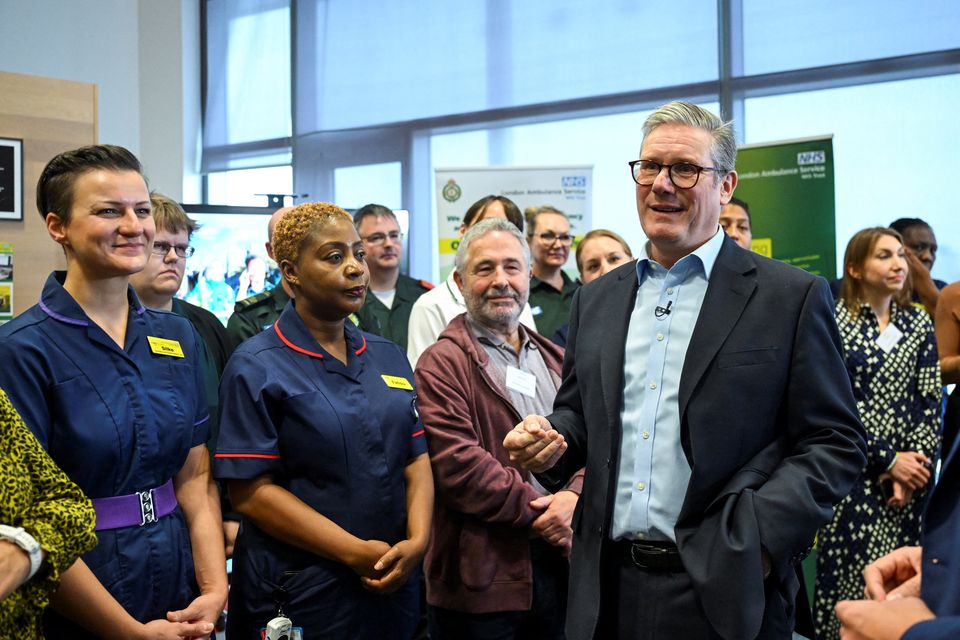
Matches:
[612,539,685,572]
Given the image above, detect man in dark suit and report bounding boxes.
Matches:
[834,440,960,639]
[504,101,866,640]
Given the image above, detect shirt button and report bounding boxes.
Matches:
[667,287,674,295]
[649,382,657,390]
[656,333,664,341]
[642,431,650,439]
[932,558,941,565]
[636,482,646,491]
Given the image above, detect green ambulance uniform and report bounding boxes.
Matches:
[227,284,290,348]
[354,274,432,350]
[528,271,579,339]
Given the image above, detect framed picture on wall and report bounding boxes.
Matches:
[0,138,23,221]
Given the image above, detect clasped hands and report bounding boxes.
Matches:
[835,546,935,640]
[881,451,931,508]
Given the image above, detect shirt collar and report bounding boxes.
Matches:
[273,301,367,360]
[635,226,725,282]
[466,315,534,353]
[38,271,146,327]
[444,270,465,306]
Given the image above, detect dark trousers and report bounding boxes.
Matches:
[428,539,568,640]
[596,540,792,640]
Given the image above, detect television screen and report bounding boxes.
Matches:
[178,204,410,325]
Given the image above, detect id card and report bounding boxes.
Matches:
[147,336,185,358]
[506,366,537,398]
[876,323,904,353]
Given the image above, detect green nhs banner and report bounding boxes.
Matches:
[734,136,836,279]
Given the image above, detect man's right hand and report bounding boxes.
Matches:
[863,546,922,601]
[503,415,567,473]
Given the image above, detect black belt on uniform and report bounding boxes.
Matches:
[611,539,685,572]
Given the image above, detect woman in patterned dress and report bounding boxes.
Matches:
[813,227,941,639]
[0,388,97,640]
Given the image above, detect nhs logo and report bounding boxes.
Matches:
[797,151,826,165]
[562,176,586,188]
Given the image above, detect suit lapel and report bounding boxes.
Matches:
[601,266,639,431]
[678,239,757,418]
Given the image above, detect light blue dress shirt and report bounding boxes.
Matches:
[611,228,725,542]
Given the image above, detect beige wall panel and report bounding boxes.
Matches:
[0,70,96,318]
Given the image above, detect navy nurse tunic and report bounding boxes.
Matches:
[0,272,209,637]
[216,302,427,640]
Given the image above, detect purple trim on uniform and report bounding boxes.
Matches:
[194,414,210,427]
[38,299,89,326]
[92,478,178,530]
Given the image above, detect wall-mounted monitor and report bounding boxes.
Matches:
[178,204,411,325]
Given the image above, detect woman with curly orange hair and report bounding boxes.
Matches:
[216,202,433,639]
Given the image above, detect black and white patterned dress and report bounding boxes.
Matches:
[813,301,941,639]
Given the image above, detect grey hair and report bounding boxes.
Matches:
[642,101,737,180]
[455,218,531,277]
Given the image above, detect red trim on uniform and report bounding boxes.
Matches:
[215,453,281,459]
[354,336,367,355]
[274,322,324,359]
[411,429,425,438]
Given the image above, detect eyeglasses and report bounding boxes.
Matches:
[151,241,195,259]
[628,160,727,189]
[361,231,403,245]
[530,232,574,245]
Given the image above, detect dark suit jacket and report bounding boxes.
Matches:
[540,236,866,640]
[903,439,960,639]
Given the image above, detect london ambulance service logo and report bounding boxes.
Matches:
[442,179,462,203]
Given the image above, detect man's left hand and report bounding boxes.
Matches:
[836,597,935,640]
[530,491,577,556]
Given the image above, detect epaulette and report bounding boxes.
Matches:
[234,290,272,312]
[418,279,435,291]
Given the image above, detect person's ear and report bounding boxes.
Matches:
[280,259,299,288]
[46,212,68,246]
[453,269,465,294]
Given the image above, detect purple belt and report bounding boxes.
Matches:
[92,479,178,531]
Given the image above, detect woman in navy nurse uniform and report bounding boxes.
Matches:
[0,145,227,639]
[215,202,433,639]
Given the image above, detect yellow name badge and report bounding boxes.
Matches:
[147,336,185,358]
[381,374,413,390]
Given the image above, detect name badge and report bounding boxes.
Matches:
[147,336,185,358]
[506,366,537,398]
[382,374,413,390]
[876,323,904,353]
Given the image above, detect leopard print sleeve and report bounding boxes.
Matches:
[0,388,97,634]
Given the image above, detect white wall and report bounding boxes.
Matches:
[0,0,200,201]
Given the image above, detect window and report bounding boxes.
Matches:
[745,74,960,282]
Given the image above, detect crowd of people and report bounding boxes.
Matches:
[0,101,957,640]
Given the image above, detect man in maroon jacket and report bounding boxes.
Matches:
[414,218,583,640]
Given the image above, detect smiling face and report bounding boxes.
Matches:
[129,226,188,305]
[455,230,530,331]
[636,124,736,267]
[46,169,154,279]
[578,235,631,283]
[850,233,908,299]
[281,216,368,321]
[528,212,572,272]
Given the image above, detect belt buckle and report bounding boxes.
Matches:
[138,489,157,526]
